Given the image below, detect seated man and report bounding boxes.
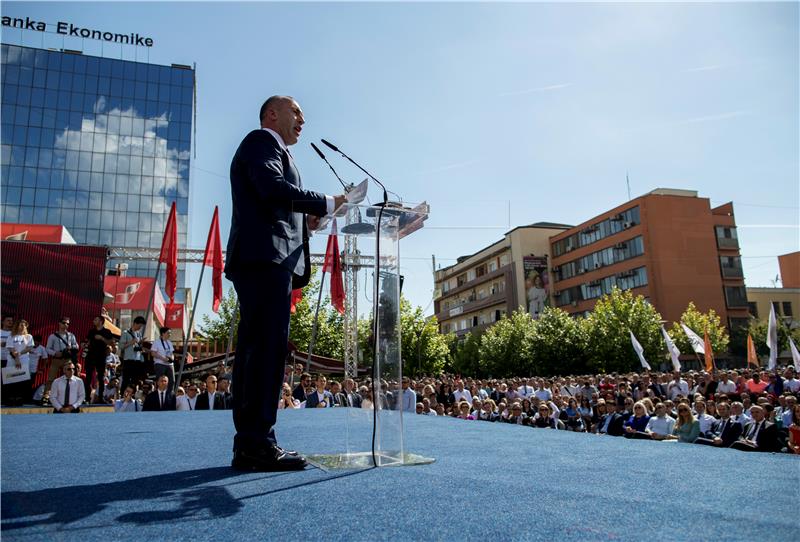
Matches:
[645,403,676,440]
[196,374,228,410]
[729,405,779,452]
[176,383,200,411]
[695,402,742,447]
[50,363,85,413]
[142,375,176,411]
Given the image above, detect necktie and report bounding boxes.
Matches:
[748,421,759,440]
[64,378,71,409]
[720,419,727,435]
[160,391,164,409]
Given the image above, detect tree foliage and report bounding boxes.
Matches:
[198,287,239,345]
[585,287,663,373]
[668,302,729,355]
[747,317,800,357]
[450,332,482,377]
[478,309,536,377]
[530,307,589,376]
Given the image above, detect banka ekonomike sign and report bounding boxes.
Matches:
[2,15,154,47]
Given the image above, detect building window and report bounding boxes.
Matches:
[715,226,739,249]
[719,256,744,279]
[724,286,749,308]
[551,205,640,256]
[747,302,758,319]
[554,236,645,282]
[783,302,793,317]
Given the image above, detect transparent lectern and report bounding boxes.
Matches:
[306,201,434,470]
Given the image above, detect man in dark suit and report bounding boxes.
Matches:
[304,375,335,408]
[342,377,362,408]
[694,402,742,447]
[196,374,229,410]
[729,405,780,452]
[142,375,176,411]
[226,96,345,472]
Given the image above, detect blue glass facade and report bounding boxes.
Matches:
[0,44,193,294]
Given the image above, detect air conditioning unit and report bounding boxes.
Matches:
[552,265,560,273]
[554,290,561,297]
[566,245,574,252]
[614,242,626,249]
[623,221,632,229]
[578,267,586,274]
[594,262,602,269]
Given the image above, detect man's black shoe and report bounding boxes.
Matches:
[231,447,307,472]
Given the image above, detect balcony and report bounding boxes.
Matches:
[721,266,744,279]
[436,289,507,323]
[716,237,740,250]
[438,263,512,300]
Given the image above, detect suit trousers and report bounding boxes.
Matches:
[230,263,292,452]
[121,359,145,392]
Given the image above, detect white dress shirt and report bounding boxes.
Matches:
[151,339,174,366]
[646,415,676,436]
[695,412,716,435]
[176,395,197,411]
[114,398,141,412]
[50,375,85,410]
[452,389,473,404]
[716,380,737,394]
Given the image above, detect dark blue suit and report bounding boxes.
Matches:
[226,129,327,453]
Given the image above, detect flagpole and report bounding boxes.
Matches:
[143,261,163,337]
[175,262,206,392]
[306,271,327,373]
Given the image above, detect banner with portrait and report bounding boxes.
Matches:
[523,255,549,319]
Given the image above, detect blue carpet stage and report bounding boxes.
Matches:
[2,409,798,541]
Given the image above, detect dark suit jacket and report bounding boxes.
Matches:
[195,391,229,410]
[225,129,328,287]
[142,390,176,411]
[305,390,334,408]
[739,420,780,452]
[710,417,743,447]
[332,392,348,407]
[344,391,362,408]
[606,411,632,437]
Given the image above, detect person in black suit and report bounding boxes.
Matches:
[694,402,742,447]
[729,405,780,452]
[142,375,176,411]
[195,374,229,410]
[342,378,362,408]
[225,96,345,472]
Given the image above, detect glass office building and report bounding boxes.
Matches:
[0,44,193,295]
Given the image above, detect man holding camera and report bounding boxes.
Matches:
[44,317,80,402]
[119,316,146,393]
[150,327,176,390]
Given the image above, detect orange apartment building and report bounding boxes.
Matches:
[549,188,749,328]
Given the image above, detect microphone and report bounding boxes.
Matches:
[310,142,349,192]
[320,139,388,206]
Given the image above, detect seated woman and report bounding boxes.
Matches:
[504,403,527,424]
[665,402,701,443]
[564,398,585,432]
[624,401,651,438]
[578,396,593,428]
[456,400,475,420]
[529,403,564,429]
[476,399,499,422]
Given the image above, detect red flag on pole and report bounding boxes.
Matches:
[323,219,345,314]
[202,206,224,312]
[159,202,178,303]
[747,334,759,368]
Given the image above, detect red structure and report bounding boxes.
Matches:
[0,241,107,344]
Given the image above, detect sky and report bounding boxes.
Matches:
[3,1,799,323]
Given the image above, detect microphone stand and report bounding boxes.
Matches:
[320,138,389,467]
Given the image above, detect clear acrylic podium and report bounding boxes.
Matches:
[306,201,434,470]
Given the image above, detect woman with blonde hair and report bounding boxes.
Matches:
[2,319,34,406]
[666,401,701,442]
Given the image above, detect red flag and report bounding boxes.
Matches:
[159,202,178,303]
[202,206,224,312]
[323,219,345,314]
[747,334,759,368]
[290,289,302,314]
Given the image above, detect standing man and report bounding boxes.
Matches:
[84,316,115,404]
[44,317,79,401]
[119,316,147,392]
[225,95,345,471]
[401,377,416,412]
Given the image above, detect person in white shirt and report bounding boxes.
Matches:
[150,327,176,390]
[177,383,200,411]
[27,334,47,378]
[0,315,13,366]
[645,403,676,440]
[50,363,85,413]
[452,380,472,404]
[517,378,536,399]
[401,377,416,412]
[783,368,800,393]
[3,319,34,406]
[693,400,716,436]
[534,379,552,402]
[44,317,80,399]
[667,372,689,400]
[716,372,737,395]
[114,385,142,412]
[729,402,751,428]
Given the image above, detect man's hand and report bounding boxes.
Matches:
[307,215,322,231]
[61,406,73,413]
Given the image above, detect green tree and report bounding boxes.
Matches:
[400,299,450,376]
[530,307,589,376]
[450,332,482,377]
[289,271,344,361]
[747,317,800,358]
[668,302,729,356]
[478,309,536,377]
[198,287,239,345]
[584,287,663,373]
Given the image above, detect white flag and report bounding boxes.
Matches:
[680,323,705,355]
[630,330,651,370]
[789,336,800,372]
[661,325,681,371]
[767,303,778,370]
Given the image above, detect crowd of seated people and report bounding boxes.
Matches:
[3,314,799,454]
